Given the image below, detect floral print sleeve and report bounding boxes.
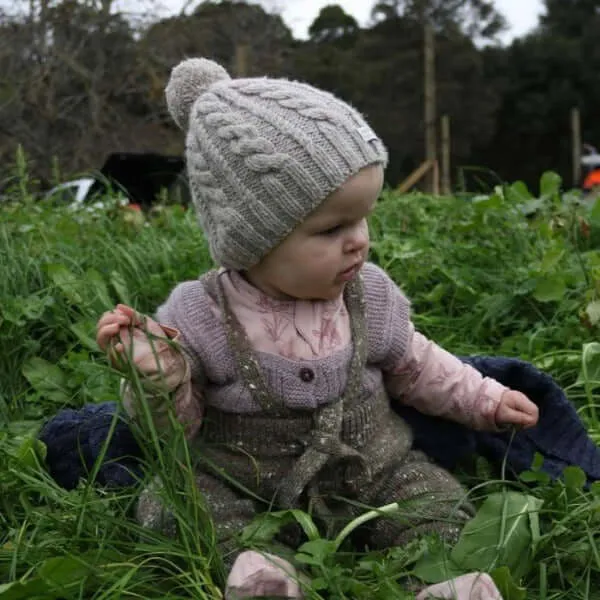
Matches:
[384,325,507,431]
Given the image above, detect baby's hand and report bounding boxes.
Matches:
[97,304,163,353]
[97,304,186,390]
[495,390,539,430]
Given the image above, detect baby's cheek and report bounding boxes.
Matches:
[361,221,371,243]
[304,238,334,260]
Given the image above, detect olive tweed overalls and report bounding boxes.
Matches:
[136,273,473,557]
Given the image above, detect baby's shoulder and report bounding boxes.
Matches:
[360,262,412,362]
[361,261,390,287]
[156,269,221,328]
[165,270,219,304]
[360,262,410,306]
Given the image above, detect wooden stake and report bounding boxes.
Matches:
[397,160,434,194]
[572,107,582,187]
[441,115,451,195]
[424,24,437,194]
[432,159,440,196]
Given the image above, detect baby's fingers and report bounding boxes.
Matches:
[97,310,130,330]
[115,304,166,339]
[115,304,140,323]
[519,409,539,429]
[96,306,141,351]
[97,321,127,351]
[498,406,537,430]
[512,401,539,429]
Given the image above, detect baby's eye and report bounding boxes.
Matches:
[319,224,342,236]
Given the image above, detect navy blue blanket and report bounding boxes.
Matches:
[38,356,600,490]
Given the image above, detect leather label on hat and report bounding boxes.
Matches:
[357,125,378,143]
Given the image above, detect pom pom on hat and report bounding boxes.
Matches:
[165,58,231,130]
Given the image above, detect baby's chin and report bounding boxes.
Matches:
[264,276,348,302]
[296,283,347,302]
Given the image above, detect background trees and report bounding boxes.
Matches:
[1,0,599,192]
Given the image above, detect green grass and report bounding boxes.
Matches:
[2,170,600,598]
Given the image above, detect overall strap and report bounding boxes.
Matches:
[206,270,369,508]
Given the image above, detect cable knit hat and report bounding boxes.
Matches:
[165,57,388,270]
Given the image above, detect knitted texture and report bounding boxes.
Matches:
[38,356,600,490]
[131,269,470,550]
[165,57,388,270]
[153,263,411,413]
[38,402,143,489]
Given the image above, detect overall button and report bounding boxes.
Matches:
[299,367,315,382]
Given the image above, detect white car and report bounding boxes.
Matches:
[44,177,98,205]
[43,176,129,208]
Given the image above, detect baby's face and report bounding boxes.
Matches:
[245,165,384,301]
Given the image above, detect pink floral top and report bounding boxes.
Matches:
[211,270,506,430]
[134,268,507,434]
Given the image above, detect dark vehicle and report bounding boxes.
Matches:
[44,152,190,210]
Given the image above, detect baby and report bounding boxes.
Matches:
[97,57,538,599]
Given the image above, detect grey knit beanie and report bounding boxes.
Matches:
[165,57,388,270]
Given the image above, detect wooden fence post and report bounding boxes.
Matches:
[424,24,437,194]
[572,107,582,187]
[441,115,451,195]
